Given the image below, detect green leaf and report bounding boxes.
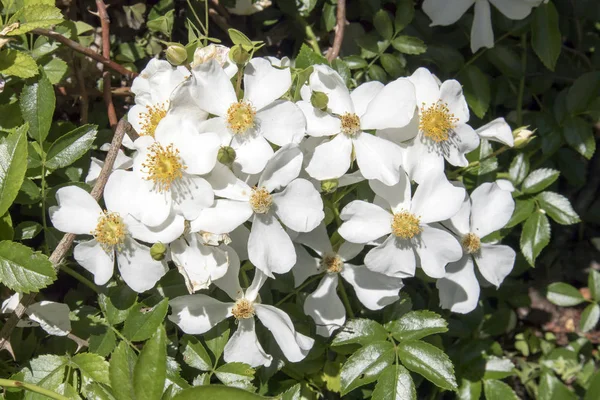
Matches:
[228,28,253,47]
[332,318,388,346]
[371,364,416,400]
[374,10,394,40]
[172,386,265,400]
[483,379,519,400]
[546,282,585,306]
[89,329,117,357]
[563,117,596,160]
[457,379,482,400]
[280,384,301,400]
[520,211,551,266]
[181,336,212,371]
[0,241,55,293]
[539,370,577,400]
[589,270,600,303]
[506,199,535,228]
[396,340,457,391]
[339,341,395,395]
[71,353,110,385]
[0,212,13,241]
[147,9,174,36]
[522,168,560,194]
[122,298,169,342]
[109,342,137,400]
[84,382,117,400]
[536,192,580,225]
[133,325,167,400]
[20,73,55,144]
[394,0,414,32]
[204,320,230,361]
[387,311,448,341]
[460,65,490,119]
[579,303,599,333]
[368,65,387,82]
[391,36,426,55]
[99,286,137,326]
[0,125,28,216]
[531,2,561,71]
[0,49,39,78]
[585,371,600,400]
[343,55,368,70]
[6,4,64,35]
[509,153,530,185]
[22,354,68,394]
[567,72,600,115]
[42,57,68,84]
[295,44,328,70]
[483,357,515,380]
[380,54,404,78]
[214,362,255,389]
[15,221,42,240]
[45,124,98,170]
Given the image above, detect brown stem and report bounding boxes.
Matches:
[0,119,130,357]
[30,28,137,79]
[326,0,346,62]
[74,57,89,124]
[96,0,118,130]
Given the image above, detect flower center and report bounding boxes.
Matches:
[142,142,186,192]
[92,211,126,251]
[231,298,255,320]
[322,254,343,274]
[391,211,422,239]
[249,187,272,214]
[419,101,458,143]
[138,102,168,138]
[227,101,256,134]
[462,233,481,254]
[340,113,361,136]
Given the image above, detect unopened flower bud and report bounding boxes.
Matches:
[218,146,236,165]
[229,44,251,66]
[150,242,167,261]
[513,127,535,148]
[165,43,187,66]
[311,91,329,111]
[321,179,339,193]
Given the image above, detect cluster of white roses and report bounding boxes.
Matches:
[50,45,518,367]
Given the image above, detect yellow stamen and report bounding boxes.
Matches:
[462,233,481,254]
[142,142,186,192]
[249,187,272,214]
[322,254,343,274]
[231,298,255,320]
[391,211,422,239]
[419,101,458,142]
[340,113,361,137]
[138,102,168,138]
[227,101,256,134]
[92,211,126,251]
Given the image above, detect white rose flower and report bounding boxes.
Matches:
[476,117,514,147]
[338,170,465,279]
[2,293,71,336]
[183,58,306,174]
[169,254,314,368]
[437,182,516,313]
[292,224,403,337]
[379,67,480,183]
[50,185,168,292]
[297,65,416,185]
[191,144,324,277]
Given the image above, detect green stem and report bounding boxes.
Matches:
[304,24,321,54]
[60,264,102,294]
[337,279,354,318]
[0,378,70,400]
[109,325,140,353]
[516,34,527,126]
[186,0,207,38]
[275,274,322,307]
[40,155,48,254]
[448,145,510,178]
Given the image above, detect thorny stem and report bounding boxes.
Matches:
[326,0,346,61]
[0,378,70,400]
[96,0,118,130]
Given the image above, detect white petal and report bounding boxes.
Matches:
[308,65,354,114]
[436,255,479,313]
[117,168,172,228]
[244,58,292,111]
[50,186,101,234]
[445,192,471,236]
[360,78,417,130]
[444,124,480,167]
[341,264,403,310]
[470,182,515,237]
[415,224,463,279]
[104,170,143,217]
[26,301,71,336]
[401,134,445,184]
[489,0,535,19]
[291,244,323,287]
[229,226,250,261]
[168,294,232,334]
[439,79,469,124]
[408,67,441,106]
[198,117,232,145]
[171,174,214,221]
[190,200,253,234]
[224,318,272,367]
[164,80,209,126]
[305,134,352,181]
[255,304,314,362]
[476,117,514,146]
[364,235,416,278]
[248,213,296,276]
[369,171,412,213]
[171,235,229,292]
[377,109,420,145]
[124,213,185,244]
[273,179,324,233]
[339,170,366,187]
[116,237,168,293]
[293,223,333,256]
[1,293,21,314]
[422,0,475,25]
[354,133,404,186]
[156,128,220,175]
[189,60,237,116]
[244,269,269,302]
[496,179,515,192]
[73,240,114,285]
[338,242,364,262]
[258,144,303,192]
[339,201,392,243]
[131,58,189,105]
[232,134,274,175]
[304,274,345,337]
[296,101,341,137]
[350,81,384,117]
[204,162,252,201]
[474,244,516,287]
[471,0,494,53]
[213,245,244,300]
[257,100,306,146]
[411,172,466,223]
